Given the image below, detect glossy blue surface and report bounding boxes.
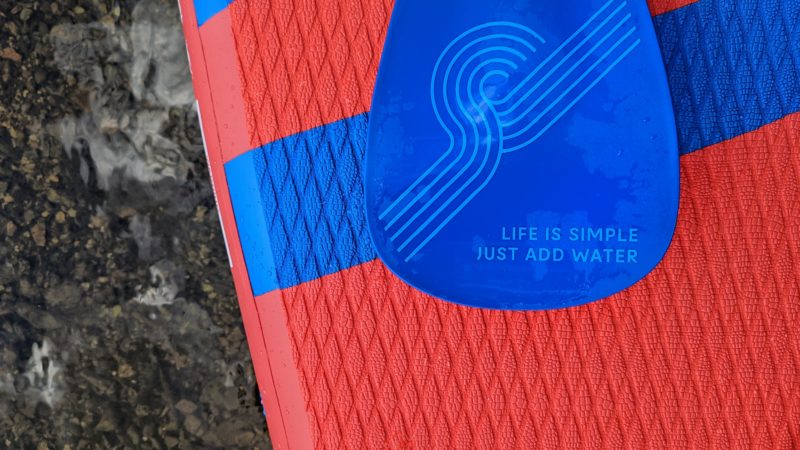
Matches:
[226,150,280,295]
[366,0,679,309]
[193,0,232,26]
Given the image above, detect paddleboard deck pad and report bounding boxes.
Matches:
[179,0,800,447]
[366,0,679,309]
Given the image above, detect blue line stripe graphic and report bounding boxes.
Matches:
[407,39,643,261]
[510,39,642,153]
[383,48,524,231]
[500,2,629,119]
[498,0,619,104]
[384,2,640,257]
[504,21,635,136]
[380,28,541,224]
[388,54,515,241]
[505,27,638,146]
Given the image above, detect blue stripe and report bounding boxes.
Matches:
[225,115,376,295]
[225,0,800,295]
[654,0,800,154]
[194,0,233,26]
[225,151,280,295]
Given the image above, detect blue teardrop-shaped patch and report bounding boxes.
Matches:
[366,0,679,310]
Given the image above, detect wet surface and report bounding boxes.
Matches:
[0,0,270,448]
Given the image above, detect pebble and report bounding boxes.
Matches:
[30,222,46,247]
[175,399,198,415]
[235,431,256,446]
[0,48,21,62]
[183,415,203,436]
[95,416,115,432]
[0,0,269,447]
[117,364,135,378]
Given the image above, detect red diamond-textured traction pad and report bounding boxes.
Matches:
[229,0,693,149]
[231,0,392,148]
[279,117,800,449]
[179,0,800,448]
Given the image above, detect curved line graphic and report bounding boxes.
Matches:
[389,53,518,239]
[498,2,628,119]
[500,12,632,128]
[380,3,642,259]
[384,48,522,232]
[496,0,617,105]
[392,56,507,244]
[380,31,540,225]
[398,71,505,256]
[506,25,637,141]
[379,25,542,221]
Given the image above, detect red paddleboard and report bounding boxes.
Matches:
[179,0,800,447]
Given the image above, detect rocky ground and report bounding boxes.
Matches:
[0,0,270,448]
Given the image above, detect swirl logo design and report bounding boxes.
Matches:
[379,0,641,261]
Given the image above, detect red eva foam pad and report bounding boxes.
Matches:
[179,0,800,447]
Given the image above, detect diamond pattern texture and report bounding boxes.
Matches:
[230,0,392,147]
[280,115,800,449]
[654,0,800,153]
[246,115,374,289]
[225,0,800,294]
[223,0,800,447]
[228,0,695,149]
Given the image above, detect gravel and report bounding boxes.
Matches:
[0,0,270,448]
